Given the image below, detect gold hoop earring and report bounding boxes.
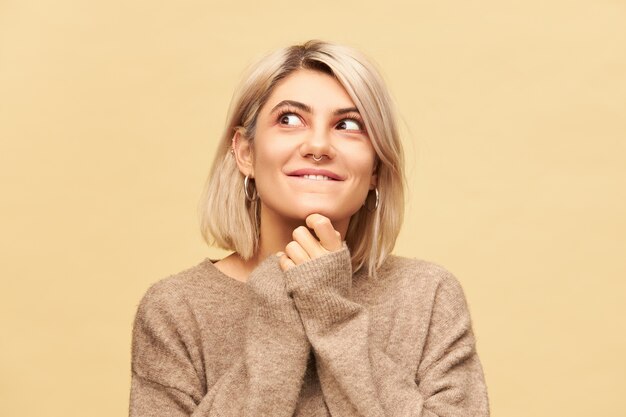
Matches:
[244,175,258,202]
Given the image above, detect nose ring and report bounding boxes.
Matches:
[312,155,323,162]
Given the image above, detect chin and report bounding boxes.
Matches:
[292,204,356,223]
[262,199,358,224]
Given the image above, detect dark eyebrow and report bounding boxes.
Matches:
[333,107,360,117]
[269,100,360,117]
[270,100,312,115]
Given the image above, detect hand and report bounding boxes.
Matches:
[277,214,343,272]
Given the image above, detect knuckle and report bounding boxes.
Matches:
[292,226,307,239]
[278,258,288,271]
[318,217,331,227]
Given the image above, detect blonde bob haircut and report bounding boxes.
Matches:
[199,40,405,278]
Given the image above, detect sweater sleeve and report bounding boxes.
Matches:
[282,244,490,417]
[129,255,311,417]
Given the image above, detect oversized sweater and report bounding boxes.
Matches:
[129,244,490,416]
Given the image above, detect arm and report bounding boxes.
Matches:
[129,255,311,417]
[283,246,490,417]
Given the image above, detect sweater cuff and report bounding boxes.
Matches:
[282,242,354,323]
[247,254,301,324]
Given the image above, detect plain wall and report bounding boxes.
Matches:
[1,0,624,416]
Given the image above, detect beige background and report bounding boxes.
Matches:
[1,0,625,416]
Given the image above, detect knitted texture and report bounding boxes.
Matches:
[129,247,490,416]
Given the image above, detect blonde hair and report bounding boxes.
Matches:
[198,40,405,278]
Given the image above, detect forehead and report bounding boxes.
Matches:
[264,69,356,112]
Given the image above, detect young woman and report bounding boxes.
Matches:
[129,40,490,416]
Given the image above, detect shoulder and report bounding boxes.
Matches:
[133,259,244,324]
[379,255,461,286]
[139,260,208,304]
[376,255,470,307]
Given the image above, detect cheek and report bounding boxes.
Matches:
[251,142,291,190]
[252,138,287,169]
[346,143,376,175]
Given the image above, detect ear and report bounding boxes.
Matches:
[369,172,378,190]
[369,159,378,190]
[232,130,254,177]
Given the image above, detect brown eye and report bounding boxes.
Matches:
[337,119,362,131]
[279,113,303,126]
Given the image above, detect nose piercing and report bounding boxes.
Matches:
[312,155,323,162]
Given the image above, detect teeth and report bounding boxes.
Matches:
[302,174,331,181]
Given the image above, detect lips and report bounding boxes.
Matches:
[286,168,344,181]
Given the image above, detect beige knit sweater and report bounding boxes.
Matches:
[129,244,490,416]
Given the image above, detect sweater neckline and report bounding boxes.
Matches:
[203,257,250,289]
[202,253,374,289]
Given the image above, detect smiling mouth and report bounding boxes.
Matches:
[298,174,336,181]
[287,168,344,181]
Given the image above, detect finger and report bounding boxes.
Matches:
[305,214,342,251]
[278,253,296,271]
[292,225,327,259]
[284,240,310,266]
